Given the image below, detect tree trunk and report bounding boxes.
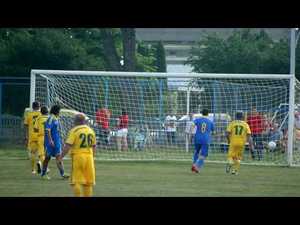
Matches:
[100,29,122,71]
[121,28,136,71]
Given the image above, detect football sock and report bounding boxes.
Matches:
[72,184,81,197]
[196,158,205,169]
[56,160,65,176]
[233,160,241,172]
[41,158,50,176]
[83,185,93,197]
[31,152,36,171]
[192,150,200,164]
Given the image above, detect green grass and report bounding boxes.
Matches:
[0,147,300,197]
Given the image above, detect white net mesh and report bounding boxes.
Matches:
[33,71,297,165]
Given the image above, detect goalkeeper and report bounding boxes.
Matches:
[226,111,253,175]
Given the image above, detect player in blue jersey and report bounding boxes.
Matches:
[41,105,69,180]
[190,109,214,173]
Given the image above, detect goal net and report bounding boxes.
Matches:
[31,70,299,166]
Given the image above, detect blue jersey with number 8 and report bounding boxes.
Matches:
[193,117,214,144]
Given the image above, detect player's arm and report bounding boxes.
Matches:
[24,114,29,143]
[247,134,254,150]
[226,123,232,144]
[46,129,54,147]
[226,131,231,144]
[61,143,71,159]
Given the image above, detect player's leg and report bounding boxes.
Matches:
[37,138,45,174]
[71,183,82,197]
[82,185,93,197]
[257,134,264,160]
[226,145,234,173]
[55,153,69,179]
[29,141,38,174]
[192,143,201,173]
[122,132,128,151]
[84,154,94,197]
[232,146,243,174]
[41,150,51,179]
[116,130,122,151]
[195,144,208,170]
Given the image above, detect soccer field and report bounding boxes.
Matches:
[1,148,300,197]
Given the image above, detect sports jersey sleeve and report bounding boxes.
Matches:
[246,124,251,135]
[91,130,96,146]
[24,114,29,125]
[65,130,76,145]
[226,123,232,133]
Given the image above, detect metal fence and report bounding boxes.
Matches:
[0,114,24,145]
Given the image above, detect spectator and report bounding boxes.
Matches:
[133,125,148,151]
[116,109,129,151]
[268,123,283,152]
[165,112,177,146]
[247,107,265,160]
[294,112,300,151]
[95,108,111,149]
[185,113,196,146]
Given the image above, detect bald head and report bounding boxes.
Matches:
[74,113,87,126]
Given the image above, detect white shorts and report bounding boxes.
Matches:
[117,128,128,138]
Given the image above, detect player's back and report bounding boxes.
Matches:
[45,115,61,147]
[24,110,41,141]
[67,125,96,155]
[194,117,214,144]
[35,115,49,137]
[227,120,251,145]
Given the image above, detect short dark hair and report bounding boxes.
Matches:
[50,105,61,115]
[236,111,244,120]
[40,106,48,115]
[122,109,127,115]
[202,108,209,116]
[32,101,40,110]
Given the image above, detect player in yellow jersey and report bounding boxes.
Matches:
[61,113,96,197]
[24,101,41,174]
[226,111,253,175]
[33,106,49,174]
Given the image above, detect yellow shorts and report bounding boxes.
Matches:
[28,140,38,153]
[37,137,45,157]
[71,154,95,185]
[227,144,245,160]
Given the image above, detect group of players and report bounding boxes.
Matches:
[191,109,253,175]
[24,101,96,197]
[24,100,254,197]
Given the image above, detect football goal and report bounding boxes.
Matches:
[30,70,299,166]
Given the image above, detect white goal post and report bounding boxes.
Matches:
[30,69,299,166]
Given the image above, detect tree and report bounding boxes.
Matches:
[185,29,299,77]
[121,28,136,71]
[155,41,166,72]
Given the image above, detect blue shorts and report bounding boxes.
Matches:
[194,143,209,157]
[45,145,61,157]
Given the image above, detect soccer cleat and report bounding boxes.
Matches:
[61,174,70,179]
[191,165,199,173]
[32,170,36,175]
[225,164,232,174]
[41,174,51,180]
[37,162,42,174]
[231,170,238,175]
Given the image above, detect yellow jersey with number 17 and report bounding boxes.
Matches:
[227,120,251,146]
[65,125,96,155]
[24,110,41,142]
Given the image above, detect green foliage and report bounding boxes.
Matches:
[0,28,161,116]
[186,29,299,79]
